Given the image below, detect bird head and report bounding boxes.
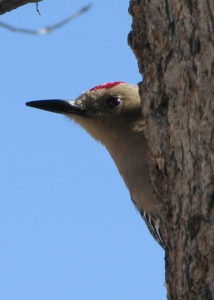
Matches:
[26,82,143,144]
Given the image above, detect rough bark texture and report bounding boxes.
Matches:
[129,0,214,299]
[0,0,42,15]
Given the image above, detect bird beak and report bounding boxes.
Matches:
[26,99,88,117]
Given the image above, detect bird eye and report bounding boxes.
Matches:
[106,96,121,109]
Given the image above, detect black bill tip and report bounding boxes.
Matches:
[26,99,86,116]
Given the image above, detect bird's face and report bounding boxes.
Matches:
[74,83,141,121]
[69,83,143,142]
[26,82,143,143]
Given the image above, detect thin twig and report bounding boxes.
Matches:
[0,4,92,35]
[36,2,41,15]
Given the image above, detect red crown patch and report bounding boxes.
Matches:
[90,82,125,91]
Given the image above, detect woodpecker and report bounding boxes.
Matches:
[26,82,164,248]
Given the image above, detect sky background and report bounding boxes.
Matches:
[1,1,166,299]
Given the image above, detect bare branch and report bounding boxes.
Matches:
[0,4,92,35]
[0,0,42,15]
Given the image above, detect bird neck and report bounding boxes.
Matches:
[104,130,147,183]
[104,131,161,215]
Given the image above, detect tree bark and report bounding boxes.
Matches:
[0,0,42,15]
[129,1,214,299]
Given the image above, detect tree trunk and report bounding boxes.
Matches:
[0,0,42,15]
[129,1,214,299]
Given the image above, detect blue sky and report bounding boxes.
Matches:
[1,1,166,299]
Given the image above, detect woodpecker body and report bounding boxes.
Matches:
[26,82,163,247]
